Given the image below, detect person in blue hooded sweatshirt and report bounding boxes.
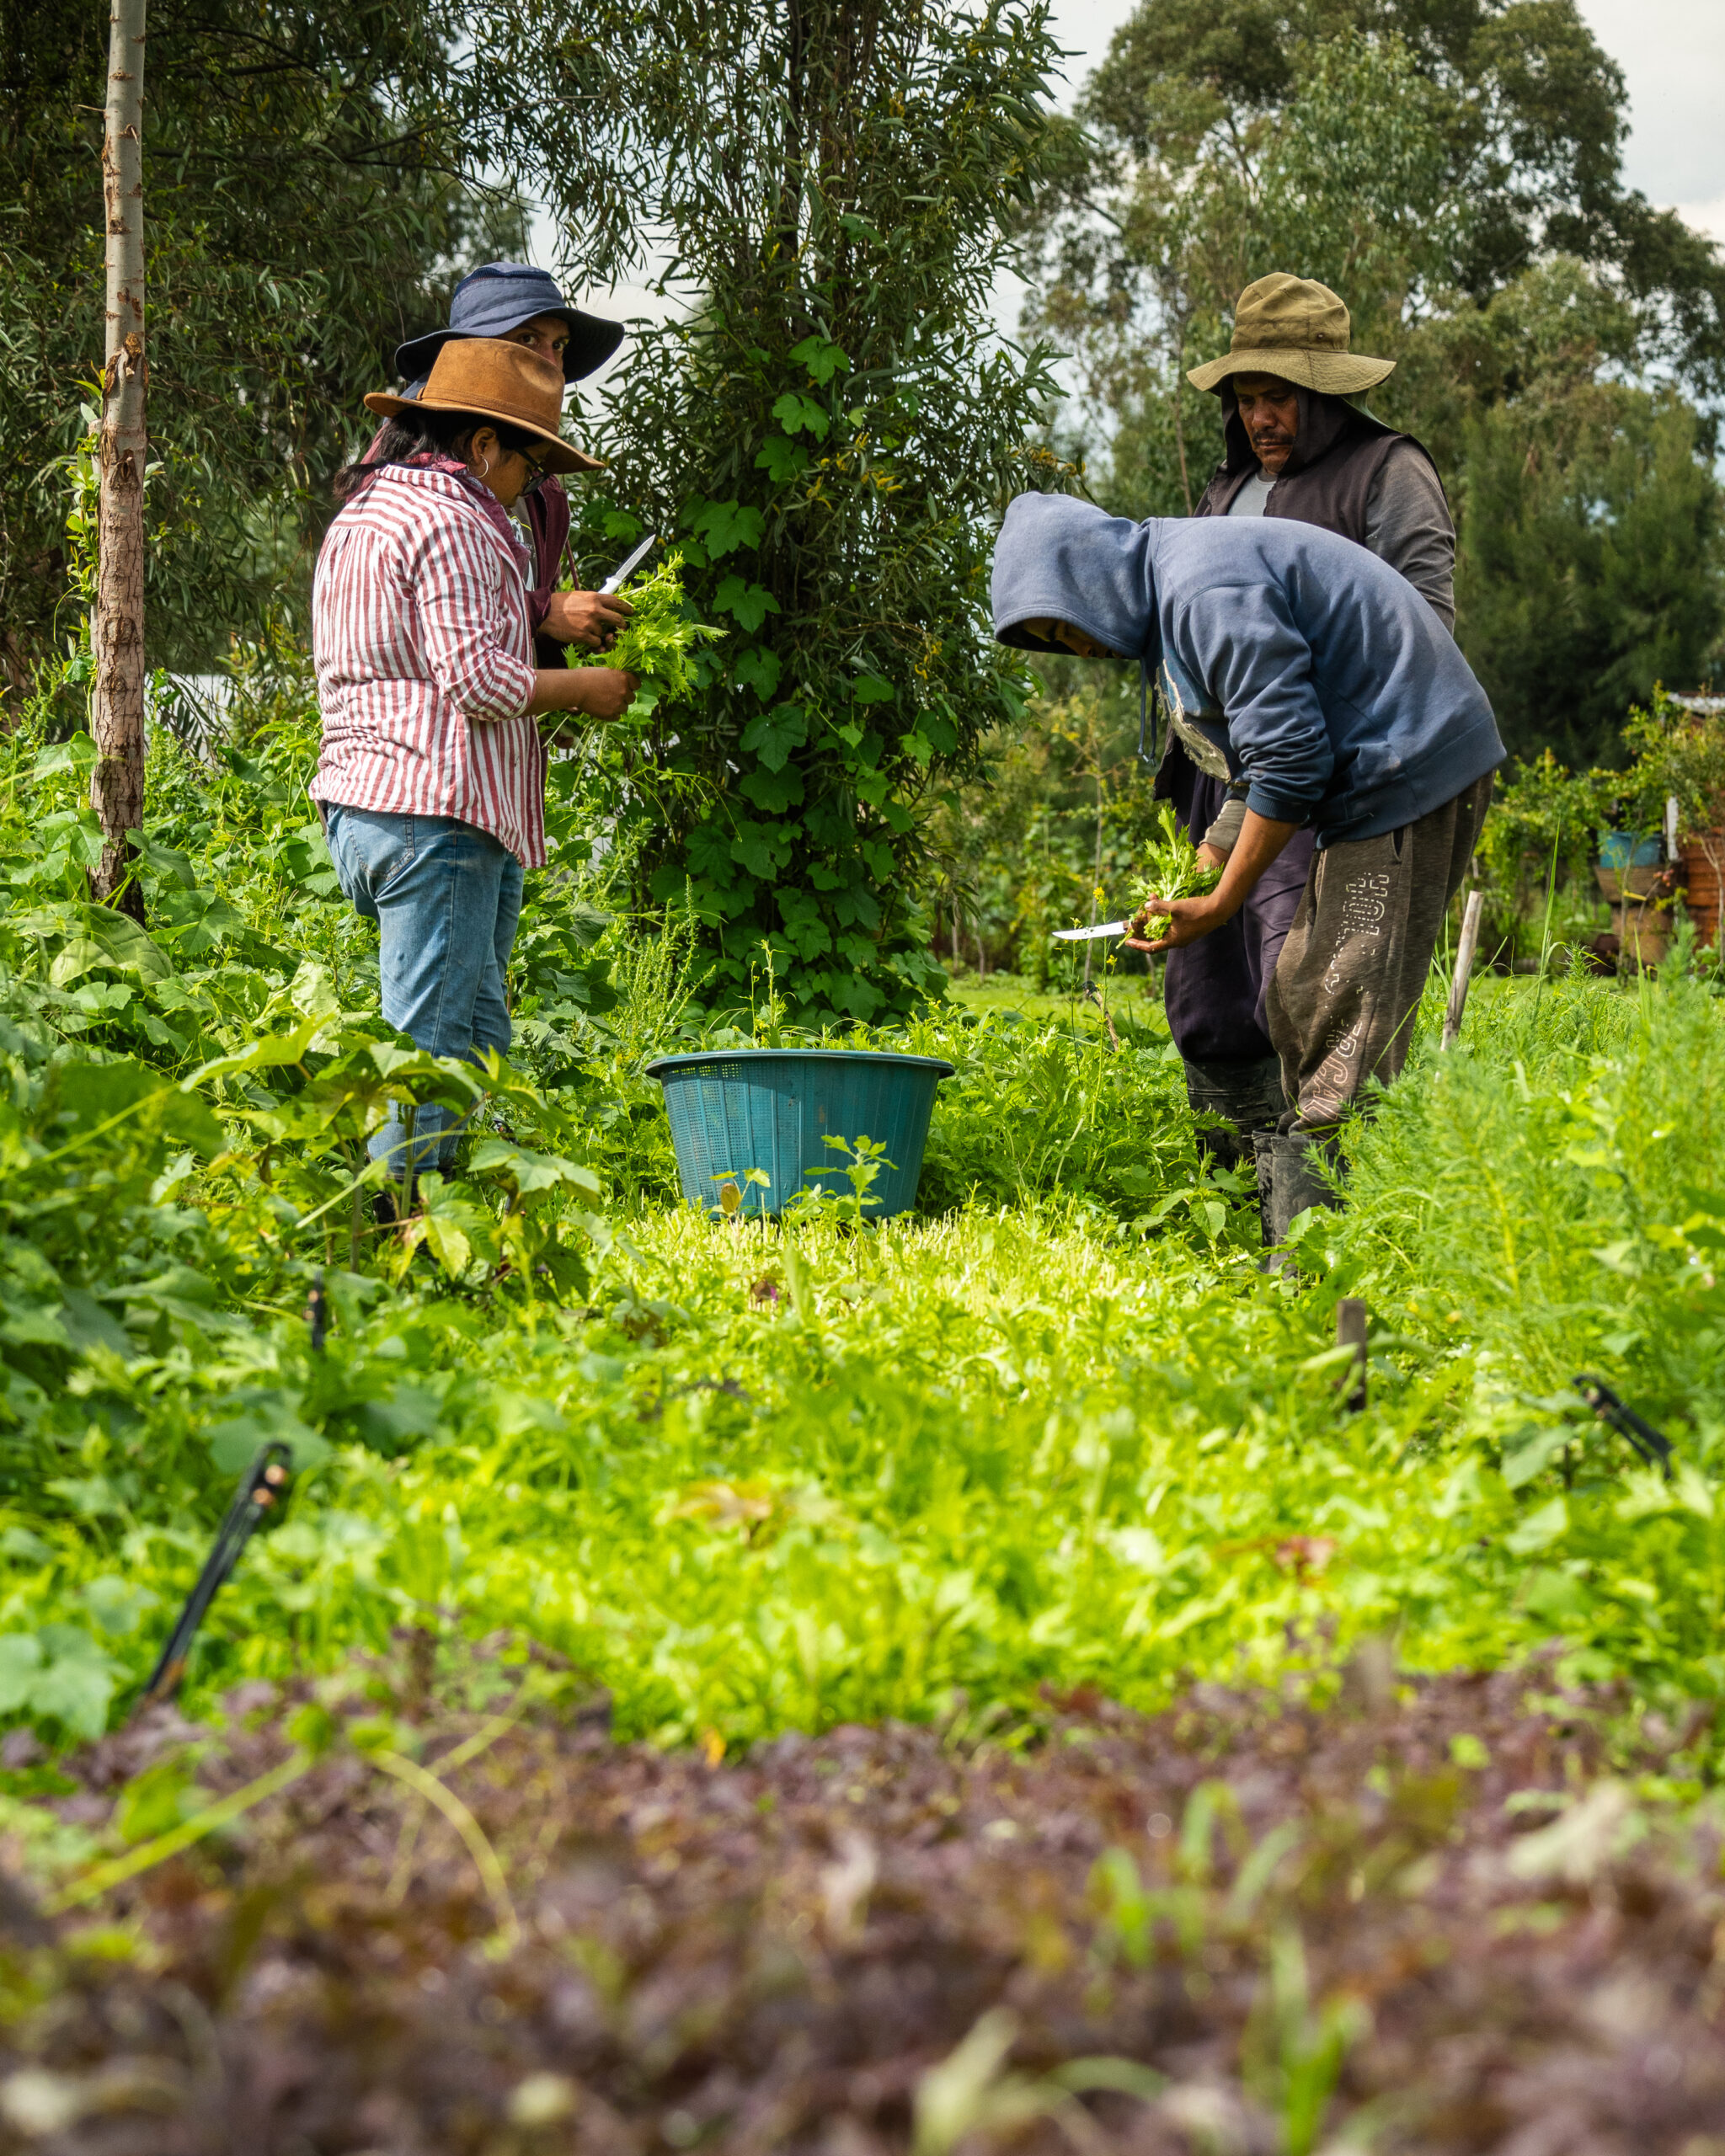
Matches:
[991,491,1503,1242]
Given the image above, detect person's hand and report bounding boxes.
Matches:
[568,667,639,721]
[1123,895,1226,953]
[542,588,634,650]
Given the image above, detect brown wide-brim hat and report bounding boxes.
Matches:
[365,337,601,474]
[1187,273,1394,397]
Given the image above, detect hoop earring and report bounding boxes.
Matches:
[477,455,492,478]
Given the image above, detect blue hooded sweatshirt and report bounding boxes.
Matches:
[991,494,1503,846]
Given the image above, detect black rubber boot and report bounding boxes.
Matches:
[1252,1131,1343,1258]
[1184,1054,1287,1172]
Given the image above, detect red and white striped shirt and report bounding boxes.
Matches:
[311,463,547,867]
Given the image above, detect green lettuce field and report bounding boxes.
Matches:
[2,696,1723,2151]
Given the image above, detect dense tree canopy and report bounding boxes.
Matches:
[1045,0,1725,400]
[0,0,622,684]
[536,0,1066,1021]
[1023,0,1725,759]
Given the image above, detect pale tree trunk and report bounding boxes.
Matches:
[90,0,147,921]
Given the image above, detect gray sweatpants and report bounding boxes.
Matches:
[1266,773,1493,1135]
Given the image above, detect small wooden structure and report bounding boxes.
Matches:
[1676,837,1723,950]
[1594,862,1674,971]
[1665,697,1725,953]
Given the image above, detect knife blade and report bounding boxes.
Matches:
[1053,918,1132,942]
[599,532,658,594]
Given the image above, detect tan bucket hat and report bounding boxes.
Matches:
[365,338,601,473]
[1186,273,1394,397]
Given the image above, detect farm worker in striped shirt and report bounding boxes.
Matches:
[312,339,637,1210]
[389,261,630,667]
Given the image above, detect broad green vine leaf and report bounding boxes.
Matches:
[29,1636,116,1739]
[755,435,809,483]
[31,902,173,986]
[687,499,764,558]
[132,832,198,888]
[0,1625,119,1739]
[740,703,807,772]
[0,1633,43,1713]
[205,1389,330,1475]
[740,766,805,813]
[729,821,792,879]
[686,825,738,880]
[469,1139,601,1202]
[1505,1496,1569,1556]
[713,578,781,633]
[734,648,782,702]
[788,335,850,383]
[32,734,99,778]
[1502,1427,1569,1489]
[79,1575,156,1639]
[45,1056,162,1133]
[770,391,830,439]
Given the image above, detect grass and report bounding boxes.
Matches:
[0,702,1721,1782]
[943,963,1161,1028]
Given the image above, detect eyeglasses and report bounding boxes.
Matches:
[519,449,554,497]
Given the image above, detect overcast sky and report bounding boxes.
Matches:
[564,0,1724,381]
[1042,0,1725,239]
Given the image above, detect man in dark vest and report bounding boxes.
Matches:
[1159,272,1455,1178]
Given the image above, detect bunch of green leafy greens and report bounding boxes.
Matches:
[568,551,718,723]
[1132,801,1223,921]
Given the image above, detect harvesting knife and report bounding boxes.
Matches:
[1053,918,1132,942]
[600,531,658,594]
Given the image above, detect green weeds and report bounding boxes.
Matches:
[0,691,1722,1768]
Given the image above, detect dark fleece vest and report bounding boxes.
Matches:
[1194,388,1442,542]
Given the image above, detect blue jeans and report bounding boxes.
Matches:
[323,805,524,1174]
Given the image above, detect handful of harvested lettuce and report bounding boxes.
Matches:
[1132,802,1223,930]
[565,549,718,721]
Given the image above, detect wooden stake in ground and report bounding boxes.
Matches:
[1336,1298,1367,1412]
[1440,889,1485,1051]
[90,0,148,922]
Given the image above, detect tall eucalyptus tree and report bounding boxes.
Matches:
[89,0,147,911]
[541,1,1067,1019]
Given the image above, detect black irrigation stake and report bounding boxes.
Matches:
[137,1443,293,1710]
[132,1278,327,1716]
[1574,1374,1674,1479]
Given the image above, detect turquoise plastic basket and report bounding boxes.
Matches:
[1599,828,1664,871]
[644,1049,955,1219]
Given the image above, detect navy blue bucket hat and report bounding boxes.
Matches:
[394,262,625,389]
